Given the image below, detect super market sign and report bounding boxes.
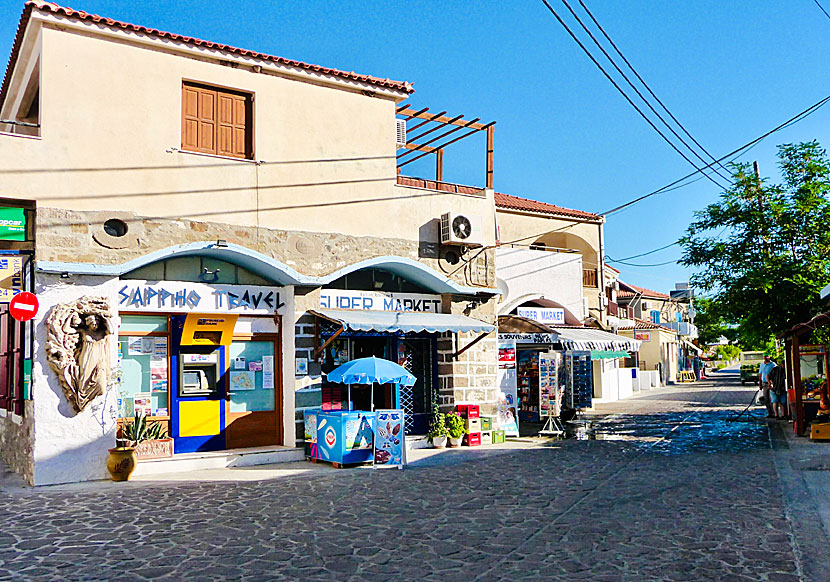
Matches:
[320,289,442,313]
[118,281,285,314]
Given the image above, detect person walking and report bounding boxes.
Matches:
[768,363,787,419]
[759,355,776,418]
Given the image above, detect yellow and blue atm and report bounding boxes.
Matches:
[170,314,237,453]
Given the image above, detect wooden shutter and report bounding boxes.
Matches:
[183,83,251,159]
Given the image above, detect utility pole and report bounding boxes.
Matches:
[754,161,768,257]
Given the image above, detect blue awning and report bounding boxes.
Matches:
[311,309,495,334]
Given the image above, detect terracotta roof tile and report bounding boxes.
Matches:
[494,192,600,221]
[617,318,674,331]
[618,281,671,300]
[2,2,412,110]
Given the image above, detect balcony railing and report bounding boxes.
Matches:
[583,268,598,288]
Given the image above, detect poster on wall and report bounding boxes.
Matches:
[0,255,23,303]
[373,409,405,469]
[498,339,516,368]
[262,355,275,390]
[539,352,560,417]
[496,366,520,437]
[133,393,152,416]
[229,371,255,391]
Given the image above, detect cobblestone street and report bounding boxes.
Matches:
[0,371,822,581]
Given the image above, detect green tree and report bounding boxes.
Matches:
[680,141,830,348]
[692,297,735,346]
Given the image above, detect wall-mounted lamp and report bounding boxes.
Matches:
[215,239,228,248]
[60,272,71,279]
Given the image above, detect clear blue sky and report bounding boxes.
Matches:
[2,1,829,293]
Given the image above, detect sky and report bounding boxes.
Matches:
[2,0,830,293]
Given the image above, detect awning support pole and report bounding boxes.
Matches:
[453,332,490,360]
[315,324,345,361]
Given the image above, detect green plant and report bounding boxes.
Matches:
[445,412,468,439]
[427,412,447,439]
[119,412,167,448]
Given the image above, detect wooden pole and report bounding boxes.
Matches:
[793,333,804,435]
[486,126,494,189]
[436,149,444,182]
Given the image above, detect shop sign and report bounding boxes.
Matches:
[498,332,556,344]
[117,280,285,314]
[0,207,26,241]
[0,255,23,303]
[800,344,826,355]
[517,307,565,325]
[320,289,441,313]
[635,331,651,342]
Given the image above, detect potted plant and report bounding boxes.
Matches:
[427,411,448,448]
[445,412,468,447]
[107,413,169,481]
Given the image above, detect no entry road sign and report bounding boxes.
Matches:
[9,292,38,322]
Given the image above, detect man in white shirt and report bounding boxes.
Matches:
[759,356,776,418]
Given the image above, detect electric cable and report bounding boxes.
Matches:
[558,0,733,185]
[600,92,830,215]
[576,0,732,178]
[813,0,830,22]
[606,241,679,262]
[541,0,730,191]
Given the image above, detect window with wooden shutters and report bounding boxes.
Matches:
[182,82,252,159]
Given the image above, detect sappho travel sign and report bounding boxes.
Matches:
[118,281,286,314]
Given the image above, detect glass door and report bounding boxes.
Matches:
[225,338,281,448]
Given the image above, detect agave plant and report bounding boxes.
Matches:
[119,412,167,448]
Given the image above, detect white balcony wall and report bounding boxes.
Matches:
[496,247,584,320]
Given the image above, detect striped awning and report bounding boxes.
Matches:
[550,327,641,352]
[311,309,494,334]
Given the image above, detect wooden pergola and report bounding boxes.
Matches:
[782,312,830,435]
[396,105,496,188]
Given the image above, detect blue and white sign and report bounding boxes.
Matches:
[117,280,285,314]
[373,409,405,469]
[517,307,565,325]
[321,289,441,313]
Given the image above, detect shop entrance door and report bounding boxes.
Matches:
[397,337,436,435]
[226,337,281,448]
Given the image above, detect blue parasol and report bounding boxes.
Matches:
[326,357,416,411]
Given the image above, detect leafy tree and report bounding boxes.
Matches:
[680,141,830,348]
[692,297,735,345]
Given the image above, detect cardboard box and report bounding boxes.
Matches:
[480,416,493,431]
[811,423,830,441]
[464,432,481,446]
[481,430,492,445]
[492,429,506,444]
[457,404,480,418]
[465,417,481,433]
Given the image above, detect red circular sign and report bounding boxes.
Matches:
[9,292,38,322]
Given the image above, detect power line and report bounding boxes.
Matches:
[558,0,732,186]
[599,92,830,215]
[608,258,679,267]
[813,0,830,22]
[575,0,732,179]
[606,241,678,263]
[541,0,730,191]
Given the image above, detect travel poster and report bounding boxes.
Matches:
[497,366,520,437]
[498,339,516,368]
[373,409,405,468]
[230,371,255,391]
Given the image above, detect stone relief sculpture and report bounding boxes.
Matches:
[45,296,115,413]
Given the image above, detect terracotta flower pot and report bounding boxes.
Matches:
[107,447,137,481]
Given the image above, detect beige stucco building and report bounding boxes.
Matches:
[0,2,500,484]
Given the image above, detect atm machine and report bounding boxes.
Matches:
[170,314,238,453]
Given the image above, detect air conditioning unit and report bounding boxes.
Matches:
[440,212,483,247]
[641,301,651,310]
[395,119,407,148]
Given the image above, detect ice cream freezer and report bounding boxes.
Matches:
[304,410,376,467]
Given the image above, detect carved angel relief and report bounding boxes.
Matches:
[45,296,115,413]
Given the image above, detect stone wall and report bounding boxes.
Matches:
[0,403,34,484]
[36,208,495,289]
